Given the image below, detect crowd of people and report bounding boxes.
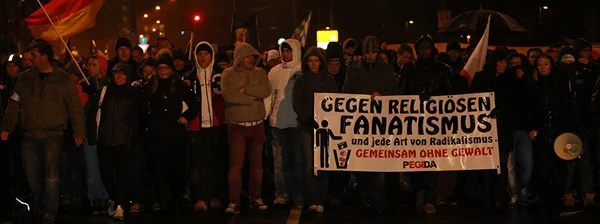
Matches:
[0,33,599,224]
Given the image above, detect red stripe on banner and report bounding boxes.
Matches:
[25,0,96,26]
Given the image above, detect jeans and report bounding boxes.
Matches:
[83,138,109,203]
[98,144,133,207]
[298,126,329,206]
[507,130,534,196]
[227,123,266,203]
[130,140,148,204]
[150,136,187,205]
[21,136,63,217]
[272,127,304,204]
[565,127,594,194]
[190,127,226,202]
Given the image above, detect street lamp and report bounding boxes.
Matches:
[143,13,148,18]
[405,20,414,37]
[539,6,549,24]
[155,6,161,10]
[156,20,161,24]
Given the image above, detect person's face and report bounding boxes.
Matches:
[546,49,559,62]
[6,63,20,77]
[496,59,508,74]
[579,48,592,60]
[261,51,268,62]
[118,46,131,62]
[217,61,231,70]
[174,59,186,71]
[87,58,102,77]
[528,51,541,65]
[343,47,355,55]
[197,51,212,68]
[157,64,173,79]
[240,55,256,71]
[327,60,341,75]
[536,57,552,76]
[281,48,293,62]
[448,50,461,61]
[509,57,522,68]
[267,59,281,69]
[142,65,155,80]
[158,40,171,50]
[132,50,143,63]
[377,53,389,64]
[307,56,321,73]
[113,72,127,86]
[416,44,433,59]
[397,51,413,66]
[352,54,362,62]
[364,52,378,63]
[31,48,46,69]
[21,54,33,68]
[149,47,158,59]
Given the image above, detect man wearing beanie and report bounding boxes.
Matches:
[442,40,469,94]
[214,51,232,73]
[343,35,399,215]
[401,34,453,214]
[221,42,271,214]
[183,41,228,212]
[264,39,303,208]
[109,37,137,71]
[326,42,347,92]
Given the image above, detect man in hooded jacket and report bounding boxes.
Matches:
[184,41,227,212]
[264,39,304,206]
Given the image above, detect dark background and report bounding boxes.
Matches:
[2,0,599,56]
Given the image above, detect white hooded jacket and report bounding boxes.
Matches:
[193,41,217,128]
[264,39,302,128]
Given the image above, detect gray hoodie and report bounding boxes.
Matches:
[221,43,271,123]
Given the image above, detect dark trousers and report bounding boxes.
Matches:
[98,144,133,207]
[190,126,227,202]
[130,139,149,204]
[297,126,328,205]
[227,123,265,203]
[21,136,63,217]
[532,132,566,214]
[412,172,437,206]
[150,136,186,206]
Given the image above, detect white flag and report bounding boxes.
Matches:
[460,15,491,86]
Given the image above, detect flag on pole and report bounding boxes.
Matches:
[23,0,103,42]
[460,15,491,86]
[230,13,260,50]
[291,12,312,47]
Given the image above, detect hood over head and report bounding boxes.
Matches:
[193,41,215,70]
[301,46,327,74]
[279,39,302,68]
[233,42,260,69]
[342,38,357,50]
[415,34,438,58]
[362,35,380,54]
[110,62,133,83]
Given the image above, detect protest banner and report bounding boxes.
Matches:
[313,92,500,173]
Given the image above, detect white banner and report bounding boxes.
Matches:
[313,93,500,172]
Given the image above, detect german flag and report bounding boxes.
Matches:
[23,0,103,42]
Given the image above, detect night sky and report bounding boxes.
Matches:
[72,0,598,55]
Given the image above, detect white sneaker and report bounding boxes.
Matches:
[225,202,240,215]
[316,205,324,213]
[273,197,287,205]
[250,198,268,210]
[113,205,124,220]
[308,204,318,213]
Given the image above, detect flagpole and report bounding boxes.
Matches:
[35,0,90,85]
[188,32,194,61]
